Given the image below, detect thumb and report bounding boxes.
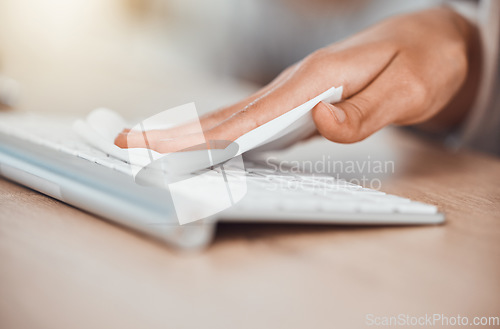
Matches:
[311,100,369,143]
[311,53,407,143]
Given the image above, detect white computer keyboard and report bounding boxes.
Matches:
[0,112,441,222]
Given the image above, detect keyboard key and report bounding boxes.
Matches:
[95,157,116,169]
[368,195,411,204]
[360,202,396,213]
[396,202,437,214]
[320,202,358,213]
[279,199,321,212]
[351,188,386,196]
[0,112,442,223]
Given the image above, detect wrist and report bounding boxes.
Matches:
[444,5,480,57]
[417,7,482,132]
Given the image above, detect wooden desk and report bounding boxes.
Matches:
[1,129,499,329]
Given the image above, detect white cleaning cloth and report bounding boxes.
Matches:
[73,86,343,173]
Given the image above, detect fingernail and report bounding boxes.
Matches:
[329,104,346,123]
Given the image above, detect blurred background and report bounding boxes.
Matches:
[0,0,440,119]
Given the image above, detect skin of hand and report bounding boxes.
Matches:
[115,7,478,153]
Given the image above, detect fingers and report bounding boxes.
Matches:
[114,121,203,148]
[115,64,299,150]
[153,132,208,154]
[117,42,400,151]
[196,63,300,128]
[115,129,159,148]
[312,54,429,143]
[201,44,399,143]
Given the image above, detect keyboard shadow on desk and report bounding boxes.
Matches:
[212,222,438,246]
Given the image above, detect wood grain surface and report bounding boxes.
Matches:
[1,128,499,329]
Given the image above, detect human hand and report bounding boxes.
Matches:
[115,7,476,153]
